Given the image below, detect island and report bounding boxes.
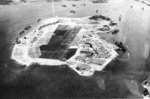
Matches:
[11,15,119,76]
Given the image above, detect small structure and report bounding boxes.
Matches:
[70,10,76,14]
[24,25,31,30]
[142,7,144,11]
[72,4,76,7]
[119,15,122,21]
[96,10,99,13]
[111,29,119,34]
[62,5,67,7]
[37,18,41,22]
[109,21,117,26]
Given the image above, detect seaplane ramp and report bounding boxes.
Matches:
[11,15,118,76]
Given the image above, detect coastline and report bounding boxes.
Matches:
[11,16,119,76]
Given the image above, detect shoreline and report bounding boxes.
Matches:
[11,16,118,76]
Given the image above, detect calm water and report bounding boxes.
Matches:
[0,0,150,98]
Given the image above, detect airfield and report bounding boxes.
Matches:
[1,0,150,98]
[11,16,118,76]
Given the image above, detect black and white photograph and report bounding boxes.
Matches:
[0,0,150,98]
